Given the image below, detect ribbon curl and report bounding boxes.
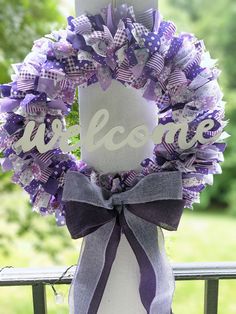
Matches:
[62,171,185,314]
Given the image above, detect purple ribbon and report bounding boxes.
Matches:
[107,4,116,36]
[0,98,20,113]
[62,171,185,314]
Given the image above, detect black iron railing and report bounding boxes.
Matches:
[1,262,236,314]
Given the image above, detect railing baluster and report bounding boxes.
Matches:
[32,284,47,314]
[204,279,219,314]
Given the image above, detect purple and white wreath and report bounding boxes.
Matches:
[0,4,227,226]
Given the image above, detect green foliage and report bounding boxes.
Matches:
[0,188,74,261]
[0,0,72,258]
[0,0,65,83]
[163,0,236,214]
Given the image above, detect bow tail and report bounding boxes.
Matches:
[123,209,175,314]
[69,219,121,314]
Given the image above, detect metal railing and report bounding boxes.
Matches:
[1,262,236,314]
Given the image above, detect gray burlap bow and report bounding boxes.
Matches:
[62,171,185,314]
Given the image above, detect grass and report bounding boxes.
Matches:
[0,190,236,314]
[166,211,236,314]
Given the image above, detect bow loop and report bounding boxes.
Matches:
[62,171,185,238]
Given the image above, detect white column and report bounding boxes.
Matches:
[75,1,158,313]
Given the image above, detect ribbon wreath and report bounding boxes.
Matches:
[62,171,185,314]
[0,3,226,225]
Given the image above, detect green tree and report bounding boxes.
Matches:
[164,0,236,213]
[0,0,73,259]
[0,0,65,83]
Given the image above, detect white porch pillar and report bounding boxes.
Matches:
[75,1,158,313]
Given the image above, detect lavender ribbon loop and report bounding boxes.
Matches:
[62,171,185,314]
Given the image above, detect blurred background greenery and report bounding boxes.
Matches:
[0,0,235,313]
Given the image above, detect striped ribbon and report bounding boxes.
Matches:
[167,68,188,89]
[35,151,55,166]
[145,52,164,76]
[116,58,134,82]
[17,80,35,92]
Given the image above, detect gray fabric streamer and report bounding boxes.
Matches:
[69,220,117,313]
[124,210,175,314]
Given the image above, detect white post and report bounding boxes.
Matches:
[75,1,158,313]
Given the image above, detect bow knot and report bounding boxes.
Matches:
[112,199,124,213]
